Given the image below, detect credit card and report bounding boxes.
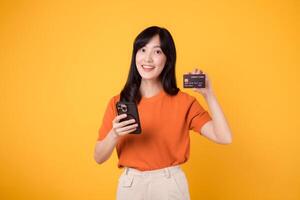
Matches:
[183,74,206,88]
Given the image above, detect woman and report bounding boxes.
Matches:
[94,26,232,200]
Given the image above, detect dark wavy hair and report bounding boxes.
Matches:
[120,26,179,104]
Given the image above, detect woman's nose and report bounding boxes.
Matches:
[144,52,153,62]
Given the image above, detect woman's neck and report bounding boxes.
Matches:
[140,79,163,98]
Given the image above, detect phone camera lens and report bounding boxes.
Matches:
[121,104,127,112]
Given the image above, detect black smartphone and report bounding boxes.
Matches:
[116,101,142,134]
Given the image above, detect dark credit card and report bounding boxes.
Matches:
[183,74,206,88]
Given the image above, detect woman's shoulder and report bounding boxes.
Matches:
[174,90,197,102]
[112,94,121,102]
[167,90,197,107]
[106,93,121,105]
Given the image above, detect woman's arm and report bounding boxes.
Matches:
[201,91,232,144]
[94,114,138,164]
[190,68,233,144]
[94,129,119,164]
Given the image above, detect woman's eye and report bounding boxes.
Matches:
[156,50,161,54]
[141,48,146,52]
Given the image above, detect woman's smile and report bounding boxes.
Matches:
[142,65,155,72]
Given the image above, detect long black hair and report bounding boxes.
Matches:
[120,26,179,104]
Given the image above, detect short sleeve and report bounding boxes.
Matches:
[187,98,212,134]
[96,97,117,141]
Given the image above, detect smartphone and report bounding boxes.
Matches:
[116,101,142,134]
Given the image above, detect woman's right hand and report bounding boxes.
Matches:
[111,114,138,138]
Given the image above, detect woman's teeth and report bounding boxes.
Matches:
[142,65,155,71]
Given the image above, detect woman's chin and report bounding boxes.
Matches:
[140,75,159,81]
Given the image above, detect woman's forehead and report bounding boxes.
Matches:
[146,35,161,46]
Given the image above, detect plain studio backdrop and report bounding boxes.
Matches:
[0,0,299,199]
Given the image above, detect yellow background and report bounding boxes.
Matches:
[0,0,299,199]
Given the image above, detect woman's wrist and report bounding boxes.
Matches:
[109,129,120,140]
[203,90,215,100]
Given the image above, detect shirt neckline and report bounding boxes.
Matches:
[140,89,166,102]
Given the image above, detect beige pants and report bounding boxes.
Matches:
[116,165,190,200]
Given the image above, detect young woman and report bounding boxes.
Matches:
[94,26,232,200]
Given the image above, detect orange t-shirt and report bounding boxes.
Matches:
[97,89,212,171]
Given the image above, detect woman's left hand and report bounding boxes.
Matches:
[185,68,214,97]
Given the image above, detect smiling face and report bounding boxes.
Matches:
[135,34,167,81]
